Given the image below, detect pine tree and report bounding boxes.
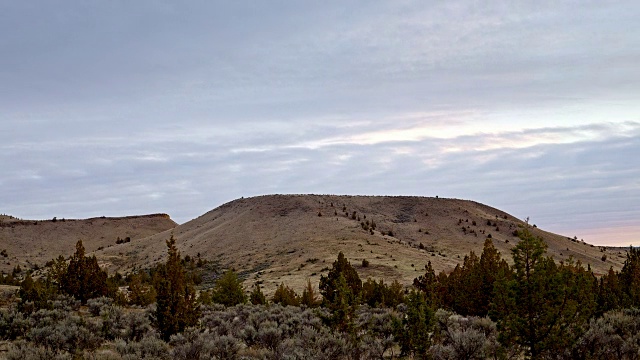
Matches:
[18,273,58,313]
[153,235,199,341]
[597,267,624,313]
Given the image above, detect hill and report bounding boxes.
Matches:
[96,195,626,294]
[0,214,177,273]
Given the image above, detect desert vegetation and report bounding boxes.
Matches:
[1,225,640,359]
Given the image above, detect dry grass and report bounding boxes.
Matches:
[0,214,177,273]
[95,195,626,295]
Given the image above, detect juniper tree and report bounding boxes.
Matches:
[153,235,199,341]
[319,252,362,331]
[59,240,109,304]
[619,246,640,307]
[300,278,320,307]
[491,228,596,359]
[249,283,267,305]
[272,283,300,306]
[211,269,246,306]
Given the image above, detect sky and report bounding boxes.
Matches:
[1,1,639,246]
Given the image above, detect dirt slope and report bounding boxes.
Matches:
[97,195,626,294]
[0,214,177,272]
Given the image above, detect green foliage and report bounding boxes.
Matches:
[319,252,362,306]
[396,289,434,359]
[249,283,267,305]
[272,283,300,306]
[619,246,640,307]
[438,239,510,317]
[210,269,246,306]
[153,235,200,341]
[128,273,157,306]
[413,261,439,306]
[491,227,597,358]
[362,278,405,308]
[319,252,362,331]
[596,267,625,314]
[59,240,110,304]
[18,274,58,313]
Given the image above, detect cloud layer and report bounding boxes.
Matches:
[1,1,639,246]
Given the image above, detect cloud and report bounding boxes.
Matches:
[1,1,639,246]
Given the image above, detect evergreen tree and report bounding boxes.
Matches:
[619,246,640,307]
[211,269,246,306]
[444,239,510,316]
[18,273,58,313]
[362,278,406,308]
[300,278,320,307]
[413,261,439,307]
[59,240,109,304]
[396,289,434,359]
[272,283,300,306]
[249,283,267,305]
[153,235,199,341]
[319,252,362,307]
[596,267,624,314]
[492,228,596,358]
[128,273,157,306]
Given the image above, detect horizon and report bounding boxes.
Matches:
[2,2,639,247]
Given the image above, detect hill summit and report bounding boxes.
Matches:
[96,195,626,294]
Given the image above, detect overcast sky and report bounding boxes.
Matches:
[2,1,639,246]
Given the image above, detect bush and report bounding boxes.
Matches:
[272,283,300,306]
[115,333,170,360]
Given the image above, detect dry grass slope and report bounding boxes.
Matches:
[96,195,625,295]
[0,214,177,272]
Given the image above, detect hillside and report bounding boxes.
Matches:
[0,214,177,272]
[96,195,626,294]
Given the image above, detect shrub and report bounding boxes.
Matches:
[0,308,31,340]
[272,283,300,306]
[249,284,267,305]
